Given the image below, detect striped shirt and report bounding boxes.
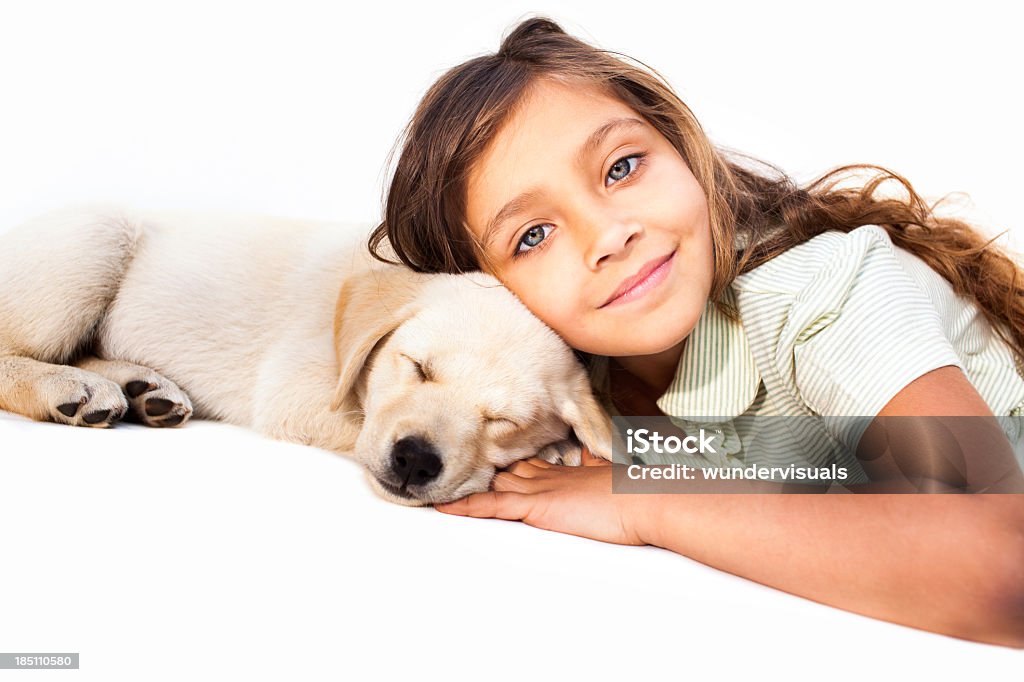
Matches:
[602,224,1024,482]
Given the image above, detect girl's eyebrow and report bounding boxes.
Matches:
[574,117,646,167]
[482,116,647,248]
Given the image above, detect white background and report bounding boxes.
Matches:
[1,1,1022,680]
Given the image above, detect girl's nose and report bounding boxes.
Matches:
[581,216,643,270]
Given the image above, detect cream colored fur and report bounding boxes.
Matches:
[0,205,612,505]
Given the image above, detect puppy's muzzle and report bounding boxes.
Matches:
[389,435,443,487]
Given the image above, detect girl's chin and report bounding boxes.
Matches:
[564,314,694,357]
[593,333,690,358]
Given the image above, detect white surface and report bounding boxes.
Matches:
[1,0,1022,679]
[1,411,1022,681]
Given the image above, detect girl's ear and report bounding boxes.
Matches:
[330,265,431,412]
[555,371,614,462]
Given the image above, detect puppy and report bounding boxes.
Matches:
[0,205,612,505]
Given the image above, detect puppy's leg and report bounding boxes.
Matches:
[536,439,584,466]
[74,356,193,428]
[0,205,142,427]
[0,355,127,427]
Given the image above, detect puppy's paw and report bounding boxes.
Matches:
[536,439,583,466]
[123,376,193,428]
[50,372,128,428]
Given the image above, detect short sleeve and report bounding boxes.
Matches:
[785,226,963,450]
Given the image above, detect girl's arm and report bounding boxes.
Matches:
[643,477,1024,649]
[437,366,1024,647]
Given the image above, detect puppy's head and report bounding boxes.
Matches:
[332,268,612,506]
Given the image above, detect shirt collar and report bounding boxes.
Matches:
[655,286,762,420]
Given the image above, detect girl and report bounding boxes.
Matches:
[369,17,1024,646]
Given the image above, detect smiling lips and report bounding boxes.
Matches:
[600,251,676,308]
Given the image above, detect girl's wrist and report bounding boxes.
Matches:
[628,493,677,548]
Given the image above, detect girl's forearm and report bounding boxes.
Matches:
[637,488,1024,647]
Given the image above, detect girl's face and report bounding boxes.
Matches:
[465,78,714,358]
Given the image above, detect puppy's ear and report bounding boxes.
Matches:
[330,265,431,412]
[555,372,614,463]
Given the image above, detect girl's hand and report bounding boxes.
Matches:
[434,447,651,546]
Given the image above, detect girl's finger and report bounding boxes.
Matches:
[492,471,532,492]
[505,459,545,476]
[434,491,533,520]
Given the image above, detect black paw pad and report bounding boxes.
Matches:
[57,402,81,418]
[125,381,156,399]
[145,398,174,417]
[160,413,185,427]
[83,409,111,425]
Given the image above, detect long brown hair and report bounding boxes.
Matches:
[369,16,1024,367]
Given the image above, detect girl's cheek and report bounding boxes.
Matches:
[522,287,574,336]
[510,259,582,327]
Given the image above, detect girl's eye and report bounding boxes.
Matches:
[605,154,645,187]
[515,223,553,256]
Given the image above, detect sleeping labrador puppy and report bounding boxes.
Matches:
[0,205,612,505]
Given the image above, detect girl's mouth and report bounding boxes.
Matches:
[599,250,676,308]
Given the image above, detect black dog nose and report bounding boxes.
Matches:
[390,436,443,486]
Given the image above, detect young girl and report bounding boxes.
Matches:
[369,17,1024,647]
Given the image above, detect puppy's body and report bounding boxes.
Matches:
[95,208,369,448]
[3,206,366,449]
[0,205,612,504]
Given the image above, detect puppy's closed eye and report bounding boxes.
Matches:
[401,354,433,382]
[483,415,519,438]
